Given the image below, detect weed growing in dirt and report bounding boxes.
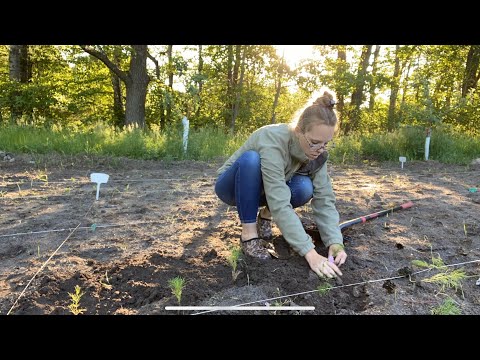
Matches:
[431,297,461,315]
[227,245,242,281]
[168,276,186,305]
[67,285,87,315]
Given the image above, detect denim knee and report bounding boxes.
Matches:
[240,150,261,172]
[289,175,313,208]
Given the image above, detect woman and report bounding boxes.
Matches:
[214,91,346,278]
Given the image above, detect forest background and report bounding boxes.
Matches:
[1,45,479,164]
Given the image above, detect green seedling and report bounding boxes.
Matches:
[0,191,7,198]
[168,276,186,305]
[463,222,468,237]
[423,269,467,293]
[227,245,242,281]
[411,245,446,270]
[431,297,461,315]
[317,281,333,296]
[67,285,87,315]
[412,249,467,296]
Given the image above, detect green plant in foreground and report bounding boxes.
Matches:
[317,281,333,296]
[227,245,242,281]
[431,297,461,315]
[168,276,186,305]
[67,285,87,315]
[423,269,467,293]
[412,249,467,296]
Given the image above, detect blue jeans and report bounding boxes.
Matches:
[215,150,313,223]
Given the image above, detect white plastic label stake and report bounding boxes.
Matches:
[90,173,109,200]
[182,116,189,154]
[399,156,406,169]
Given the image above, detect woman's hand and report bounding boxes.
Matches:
[304,249,343,278]
[329,244,347,266]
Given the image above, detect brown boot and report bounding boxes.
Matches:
[240,236,271,260]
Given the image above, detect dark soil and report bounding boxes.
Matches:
[1,153,479,315]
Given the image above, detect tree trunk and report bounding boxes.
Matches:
[166,45,174,125]
[335,46,346,129]
[401,59,412,107]
[368,45,381,112]
[195,45,203,118]
[344,45,372,134]
[225,45,233,129]
[80,45,150,128]
[461,45,480,98]
[271,55,284,124]
[124,45,150,128]
[9,45,29,82]
[9,45,29,122]
[231,46,246,133]
[387,45,401,132]
[111,46,125,127]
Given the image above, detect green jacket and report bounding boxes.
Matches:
[217,124,343,256]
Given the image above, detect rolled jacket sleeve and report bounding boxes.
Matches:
[310,163,343,248]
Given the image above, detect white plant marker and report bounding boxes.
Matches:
[399,156,406,169]
[90,173,109,200]
[182,115,189,154]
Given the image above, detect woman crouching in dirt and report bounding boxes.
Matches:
[214,90,346,279]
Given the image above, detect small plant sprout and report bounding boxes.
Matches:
[67,285,87,315]
[168,276,186,305]
[227,245,242,281]
[463,222,468,237]
[317,281,333,296]
[423,269,467,294]
[412,250,467,296]
[431,297,461,315]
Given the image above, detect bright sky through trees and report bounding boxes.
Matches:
[275,45,316,68]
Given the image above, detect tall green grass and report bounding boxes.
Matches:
[0,123,478,164]
[329,125,480,165]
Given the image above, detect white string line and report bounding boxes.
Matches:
[0,177,216,185]
[1,168,477,186]
[191,259,480,315]
[7,223,82,315]
[6,199,99,315]
[0,219,189,238]
[1,184,216,200]
[0,224,124,238]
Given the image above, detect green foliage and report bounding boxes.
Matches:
[328,125,480,165]
[431,297,461,315]
[227,245,242,281]
[423,269,467,292]
[1,122,478,165]
[67,285,87,315]
[1,45,479,164]
[317,281,333,296]
[168,276,186,305]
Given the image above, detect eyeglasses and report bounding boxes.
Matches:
[303,133,335,151]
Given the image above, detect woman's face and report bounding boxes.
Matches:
[298,124,335,160]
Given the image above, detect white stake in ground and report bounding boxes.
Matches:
[182,115,189,154]
[399,156,406,169]
[90,173,109,200]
